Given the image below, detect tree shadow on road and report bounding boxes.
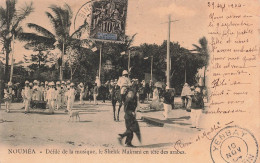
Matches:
[78,120,92,123]
[78,112,96,115]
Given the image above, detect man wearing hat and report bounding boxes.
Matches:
[66,83,76,111]
[118,89,140,147]
[3,82,14,113]
[117,70,132,103]
[56,81,62,110]
[22,81,32,113]
[181,83,192,109]
[46,82,56,114]
[78,82,85,105]
[32,80,40,101]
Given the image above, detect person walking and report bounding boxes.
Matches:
[22,81,32,113]
[162,86,174,120]
[118,89,141,147]
[46,82,56,114]
[66,83,76,111]
[93,83,99,105]
[3,82,14,113]
[56,81,62,110]
[190,87,204,128]
[181,83,192,110]
[32,80,40,101]
[78,83,85,105]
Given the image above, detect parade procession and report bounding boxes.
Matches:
[0,0,209,149]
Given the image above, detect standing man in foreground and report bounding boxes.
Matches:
[118,89,141,147]
[117,70,132,103]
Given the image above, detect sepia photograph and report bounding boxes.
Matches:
[0,0,259,162]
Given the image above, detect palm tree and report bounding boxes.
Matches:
[0,0,33,82]
[19,4,90,81]
[192,36,209,87]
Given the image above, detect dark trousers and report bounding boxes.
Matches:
[121,118,134,145]
[121,93,126,103]
[102,93,106,103]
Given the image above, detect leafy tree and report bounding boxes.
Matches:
[24,42,55,69]
[0,0,33,82]
[18,3,90,81]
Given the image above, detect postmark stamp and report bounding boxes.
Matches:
[210,126,258,163]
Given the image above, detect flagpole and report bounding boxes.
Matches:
[99,44,102,79]
[166,15,171,88]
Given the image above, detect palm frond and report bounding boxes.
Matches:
[48,4,72,38]
[63,3,73,20]
[192,44,201,50]
[11,1,34,34]
[27,23,55,38]
[18,32,55,43]
[0,7,7,26]
[24,42,55,51]
[126,33,137,48]
[71,19,89,39]
[45,11,57,29]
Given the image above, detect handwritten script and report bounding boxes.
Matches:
[207,1,259,113]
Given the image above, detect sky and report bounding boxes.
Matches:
[0,0,208,63]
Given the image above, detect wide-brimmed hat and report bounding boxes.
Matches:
[49,82,55,86]
[195,87,201,93]
[25,81,29,84]
[122,70,128,75]
[33,80,39,84]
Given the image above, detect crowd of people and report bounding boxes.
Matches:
[1,69,207,147]
[1,71,155,113]
[2,70,205,130]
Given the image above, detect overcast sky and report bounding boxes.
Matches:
[0,0,208,62]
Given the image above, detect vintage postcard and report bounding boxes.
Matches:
[0,0,259,162]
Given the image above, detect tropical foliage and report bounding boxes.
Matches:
[0,0,33,82]
[0,1,209,96]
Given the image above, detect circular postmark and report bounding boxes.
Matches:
[210,126,258,163]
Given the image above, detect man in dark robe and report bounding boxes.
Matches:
[118,89,141,147]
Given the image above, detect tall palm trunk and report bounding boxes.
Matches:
[4,40,11,82]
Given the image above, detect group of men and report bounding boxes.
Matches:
[20,80,82,114]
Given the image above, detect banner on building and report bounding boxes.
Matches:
[90,0,128,43]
